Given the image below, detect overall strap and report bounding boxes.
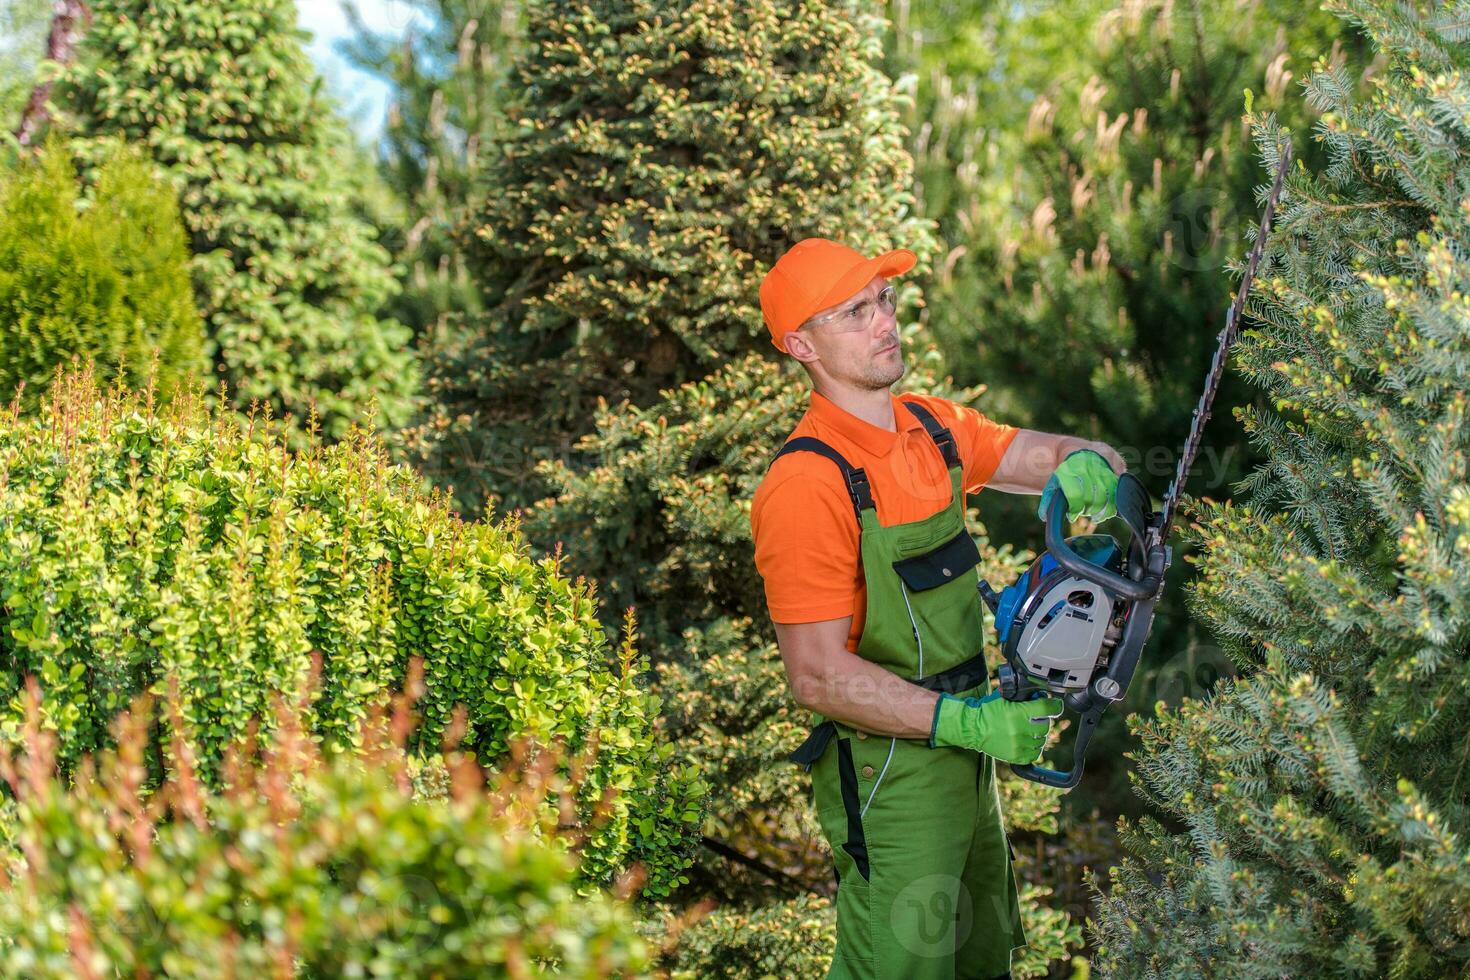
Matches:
[768,436,874,521]
[901,400,962,469]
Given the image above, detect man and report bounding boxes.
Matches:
[750,238,1124,979]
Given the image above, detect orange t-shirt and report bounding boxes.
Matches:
[750,389,1020,652]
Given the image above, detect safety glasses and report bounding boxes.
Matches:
[803,284,897,334]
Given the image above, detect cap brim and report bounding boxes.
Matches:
[810,248,917,314]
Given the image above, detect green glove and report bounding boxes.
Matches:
[928,691,1063,764]
[1037,449,1119,523]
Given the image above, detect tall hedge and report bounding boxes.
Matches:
[1089,1,1470,974]
[53,0,421,443]
[0,675,650,977]
[0,364,703,897]
[0,138,204,405]
[892,0,1370,829]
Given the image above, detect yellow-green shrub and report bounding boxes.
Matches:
[0,139,204,406]
[0,365,703,896]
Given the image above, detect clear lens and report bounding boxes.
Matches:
[810,284,896,333]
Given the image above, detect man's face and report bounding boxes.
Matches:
[787,276,903,389]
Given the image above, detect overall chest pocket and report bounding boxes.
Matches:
[889,527,981,592]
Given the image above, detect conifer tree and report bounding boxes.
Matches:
[52,0,421,442]
[1090,2,1470,975]
[410,0,938,518]
[895,0,1368,822]
[340,0,522,339]
[926,1,1353,446]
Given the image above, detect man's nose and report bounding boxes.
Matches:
[872,304,896,338]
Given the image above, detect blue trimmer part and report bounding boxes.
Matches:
[1070,535,1122,570]
[996,582,1022,644]
[996,551,1056,644]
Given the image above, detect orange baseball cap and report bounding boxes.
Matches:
[759,238,917,352]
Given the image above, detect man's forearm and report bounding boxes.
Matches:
[791,647,942,739]
[987,429,1127,495]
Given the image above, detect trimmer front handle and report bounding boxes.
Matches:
[1043,487,1161,601]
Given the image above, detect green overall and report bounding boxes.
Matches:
[777,401,1027,980]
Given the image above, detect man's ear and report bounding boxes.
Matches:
[783,330,820,364]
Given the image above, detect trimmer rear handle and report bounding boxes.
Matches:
[1009,695,1103,790]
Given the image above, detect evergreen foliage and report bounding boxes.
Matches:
[896,0,1370,825]
[924,0,1353,451]
[889,0,1116,145]
[0,671,649,977]
[53,0,421,443]
[0,364,702,898]
[408,0,939,518]
[340,0,523,338]
[0,138,204,406]
[1090,1,1470,974]
[526,355,823,900]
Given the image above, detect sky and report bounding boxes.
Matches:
[298,0,427,144]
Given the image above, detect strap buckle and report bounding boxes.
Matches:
[933,431,961,469]
[846,468,873,514]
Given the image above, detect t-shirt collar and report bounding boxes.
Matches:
[808,388,924,458]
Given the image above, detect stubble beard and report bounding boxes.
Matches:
[859,351,905,391]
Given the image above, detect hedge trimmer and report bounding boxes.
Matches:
[977,143,1292,789]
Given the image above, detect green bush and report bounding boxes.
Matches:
[0,139,204,406]
[0,674,650,977]
[56,0,422,443]
[1089,2,1470,974]
[645,895,836,979]
[0,364,703,897]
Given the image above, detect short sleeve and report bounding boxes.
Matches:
[749,469,861,624]
[907,395,1019,494]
